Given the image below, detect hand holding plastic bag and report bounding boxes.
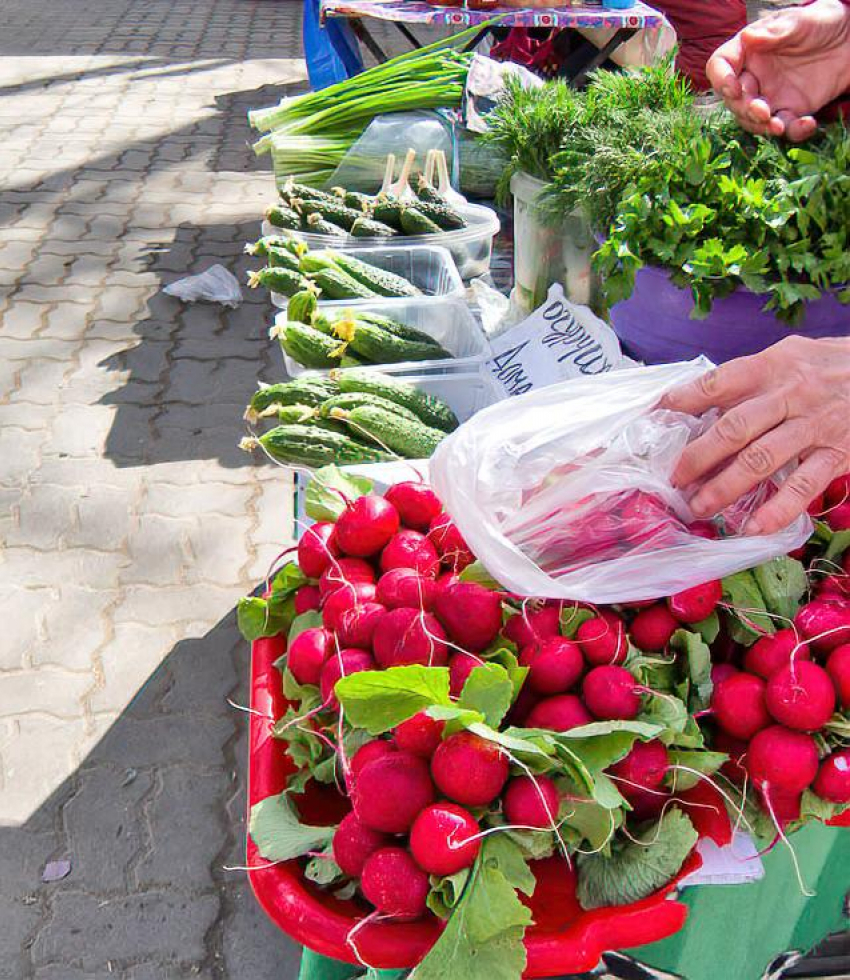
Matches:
[430,359,811,603]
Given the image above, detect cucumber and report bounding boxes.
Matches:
[266,245,301,273]
[299,249,340,275]
[247,266,307,297]
[281,322,344,369]
[340,319,445,364]
[265,205,301,230]
[280,179,337,205]
[258,424,391,467]
[276,403,317,425]
[350,216,397,239]
[245,235,298,258]
[319,392,421,424]
[333,405,445,458]
[415,176,447,205]
[287,287,319,324]
[355,311,447,349]
[408,197,467,231]
[304,213,348,237]
[247,377,339,417]
[295,198,362,231]
[400,206,442,236]
[330,252,420,298]
[311,267,378,300]
[310,311,335,336]
[332,368,459,433]
[339,353,367,368]
[372,195,404,230]
[332,187,373,211]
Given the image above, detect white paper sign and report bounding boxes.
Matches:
[680,832,765,887]
[485,284,631,397]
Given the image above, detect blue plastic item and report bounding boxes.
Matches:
[302,0,363,90]
[602,0,636,8]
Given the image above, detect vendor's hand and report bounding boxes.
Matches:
[660,336,850,535]
[707,0,850,141]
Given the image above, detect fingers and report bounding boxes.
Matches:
[747,448,846,534]
[786,114,819,142]
[689,419,812,519]
[660,356,766,417]
[707,35,745,98]
[671,394,788,489]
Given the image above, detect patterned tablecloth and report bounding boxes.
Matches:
[320,0,665,31]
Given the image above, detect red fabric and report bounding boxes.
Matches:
[651,0,747,90]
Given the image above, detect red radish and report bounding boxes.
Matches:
[629,604,680,652]
[503,775,560,828]
[827,645,850,708]
[294,584,322,614]
[813,749,850,803]
[297,522,339,579]
[689,520,720,539]
[409,802,481,875]
[743,629,810,679]
[319,558,374,599]
[826,501,850,531]
[807,493,826,517]
[761,786,802,826]
[334,495,400,557]
[332,812,388,877]
[384,482,442,532]
[795,599,850,652]
[351,739,398,778]
[506,683,540,726]
[372,607,449,668]
[711,672,770,740]
[818,575,850,600]
[380,530,440,577]
[288,627,333,687]
[376,568,437,611]
[434,582,503,652]
[520,637,584,695]
[449,652,484,697]
[576,613,627,666]
[713,730,748,784]
[320,648,374,709]
[825,473,850,508]
[583,665,641,720]
[434,572,460,597]
[428,513,475,572]
[360,847,429,919]
[626,786,669,821]
[321,582,377,632]
[610,740,669,792]
[526,694,592,732]
[337,601,385,649]
[353,752,435,833]
[503,605,561,649]
[667,580,722,623]
[711,663,738,687]
[747,725,819,793]
[765,661,835,732]
[431,732,509,807]
[395,712,444,758]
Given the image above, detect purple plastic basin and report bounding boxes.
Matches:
[609,264,850,365]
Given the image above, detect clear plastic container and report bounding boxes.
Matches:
[273,297,490,378]
[510,171,602,316]
[261,202,500,280]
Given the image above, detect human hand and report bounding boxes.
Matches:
[660,336,850,534]
[707,0,850,141]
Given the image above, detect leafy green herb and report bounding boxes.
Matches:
[249,791,335,862]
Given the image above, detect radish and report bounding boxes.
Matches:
[351,739,398,778]
[824,473,850,509]
[826,501,850,531]
[428,513,475,572]
[288,627,333,687]
[506,683,540,726]
[576,612,627,666]
[813,749,850,803]
[526,694,592,731]
[337,601,385,649]
[711,672,770,740]
[319,558,375,599]
[746,725,819,794]
[520,637,584,695]
[743,629,810,679]
[360,847,429,920]
[667,580,722,624]
[384,482,442,532]
[380,530,440,578]
[449,652,483,697]
[320,648,374,709]
[760,786,802,826]
[372,607,449,668]
[688,520,720,540]
[711,663,738,687]
[629,604,680,652]
[818,575,850,600]
[765,661,835,732]
[431,732,509,807]
[395,712,444,758]
[827,645,850,708]
[626,786,669,821]
[434,582,503,652]
[609,740,669,793]
[582,665,641,720]
[503,605,561,649]
[353,751,435,833]
[321,581,377,632]
[376,568,437,611]
[298,522,339,579]
[503,775,559,828]
[334,495,400,557]
[795,599,850,652]
[409,802,481,875]
[332,812,388,877]
[713,730,748,784]
[294,584,322,614]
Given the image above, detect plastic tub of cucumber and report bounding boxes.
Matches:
[262,202,499,281]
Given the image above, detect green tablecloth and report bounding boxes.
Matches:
[299,822,848,980]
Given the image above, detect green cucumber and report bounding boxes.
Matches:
[350,216,397,238]
[265,205,301,230]
[276,403,317,425]
[257,424,390,467]
[329,252,420,298]
[332,187,373,211]
[299,249,340,275]
[331,368,458,432]
[408,197,466,231]
[245,235,299,258]
[355,311,447,348]
[247,266,307,296]
[295,198,362,231]
[340,319,445,364]
[372,195,404,229]
[287,287,319,324]
[266,245,301,272]
[311,267,378,300]
[332,405,444,458]
[415,176,447,204]
[247,377,340,417]
[318,392,421,424]
[280,179,337,205]
[304,213,348,237]
[281,322,344,369]
[400,207,442,236]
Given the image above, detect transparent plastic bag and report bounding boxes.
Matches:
[430,358,812,603]
[163,264,242,308]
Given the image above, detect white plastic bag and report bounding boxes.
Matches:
[430,358,812,603]
[163,264,242,307]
